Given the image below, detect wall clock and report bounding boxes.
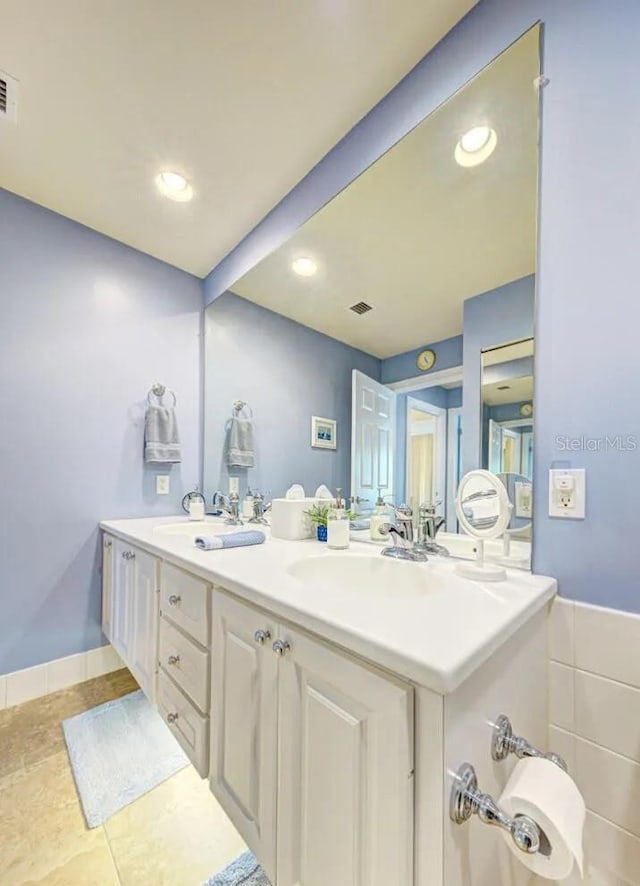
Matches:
[520,403,533,418]
[416,349,436,372]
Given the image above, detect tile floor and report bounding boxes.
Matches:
[0,669,246,885]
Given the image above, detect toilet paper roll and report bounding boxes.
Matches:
[499,758,585,881]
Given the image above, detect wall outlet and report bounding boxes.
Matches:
[156,475,170,495]
[228,477,239,495]
[548,469,585,519]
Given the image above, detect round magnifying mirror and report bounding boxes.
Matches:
[455,470,513,581]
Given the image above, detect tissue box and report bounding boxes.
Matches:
[270,498,316,540]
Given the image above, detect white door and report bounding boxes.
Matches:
[210,590,279,882]
[276,626,414,886]
[405,397,446,513]
[101,534,114,642]
[446,407,463,531]
[111,538,134,664]
[488,419,503,473]
[129,548,159,702]
[351,370,396,510]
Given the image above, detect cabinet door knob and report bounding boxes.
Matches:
[121,551,127,559]
[105,540,112,548]
[167,712,179,724]
[272,639,291,657]
[168,594,181,606]
[254,629,271,646]
[129,551,135,560]
[167,655,180,666]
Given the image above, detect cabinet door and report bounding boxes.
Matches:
[111,538,134,664]
[129,547,159,702]
[210,590,278,882]
[101,534,115,642]
[277,628,414,886]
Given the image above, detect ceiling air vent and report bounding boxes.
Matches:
[349,301,373,315]
[0,70,19,123]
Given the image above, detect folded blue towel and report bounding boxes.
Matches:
[195,530,266,551]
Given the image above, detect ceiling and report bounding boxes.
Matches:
[0,0,478,277]
[231,25,540,358]
[482,375,533,407]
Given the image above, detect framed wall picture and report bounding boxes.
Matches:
[311,416,337,450]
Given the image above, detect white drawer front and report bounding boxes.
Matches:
[160,562,210,646]
[159,616,210,713]
[157,670,209,777]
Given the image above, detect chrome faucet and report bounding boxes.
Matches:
[379,522,429,562]
[248,490,271,524]
[212,491,243,526]
[415,502,449,556]
[392,504,414,543]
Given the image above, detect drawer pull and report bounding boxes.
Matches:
[272,639,291,657]
[254,629,271,646]
[168,594,181,606]
[167,654,181,666]
[167,712,179,724]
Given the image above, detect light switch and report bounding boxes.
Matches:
[548,469,585,519]
[228,477,239,495]
[156,475,170,495]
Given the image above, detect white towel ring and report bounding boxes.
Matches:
[148,384,177,407]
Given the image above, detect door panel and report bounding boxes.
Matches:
[210,590,278,882]
[277,627,414,886]
[351,370,396,509]
[111,538,133,663]
[130,548,159,702]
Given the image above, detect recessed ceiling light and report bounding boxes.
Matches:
[155,170,194,202]
[454,125,497,168]
[291,257,318,277]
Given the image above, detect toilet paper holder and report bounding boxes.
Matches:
[491,714,568,772]
[450,762,545,855]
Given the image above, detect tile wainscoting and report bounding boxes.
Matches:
[549,598,640,885]
[0,645,123,710]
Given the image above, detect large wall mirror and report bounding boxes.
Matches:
[203,24,540,569]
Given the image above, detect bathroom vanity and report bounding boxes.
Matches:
[100,516,555,886]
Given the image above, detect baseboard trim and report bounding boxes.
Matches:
[0,645,124,711]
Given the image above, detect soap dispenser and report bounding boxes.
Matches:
[370,487,390,541]
[327,488,350,551]
[242,487,255,520]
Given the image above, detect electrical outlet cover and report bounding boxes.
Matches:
[548,469,585,519]
[156,475,170,495]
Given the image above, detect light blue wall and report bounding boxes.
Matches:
[204,0,640,614]
[381,335,463,385]
[463,276,535,473]
[0,189,203,673]
[203,292,380,502]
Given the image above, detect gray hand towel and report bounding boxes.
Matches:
[227,415,255,468]
[144,406,182,464]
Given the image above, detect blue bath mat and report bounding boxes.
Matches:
[63,689,189,827]
[204,851,271,886]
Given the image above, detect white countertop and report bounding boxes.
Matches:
[100,516,556,695]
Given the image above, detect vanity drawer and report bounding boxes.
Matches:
[159,616,210,713]
[157,670,209,778]
[160,562,211,646]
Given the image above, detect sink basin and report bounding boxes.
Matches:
[154,521,236,538]
[287,553,442,598]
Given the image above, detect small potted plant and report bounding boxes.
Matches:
[305,503,331,541]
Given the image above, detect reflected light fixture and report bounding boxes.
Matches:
[291,256,318,277]
[455,125,497,167]
[155,170,194,202]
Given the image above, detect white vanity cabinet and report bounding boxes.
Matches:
[210,588,414,886]
[101,533,114,642]
[103,534,159,701]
